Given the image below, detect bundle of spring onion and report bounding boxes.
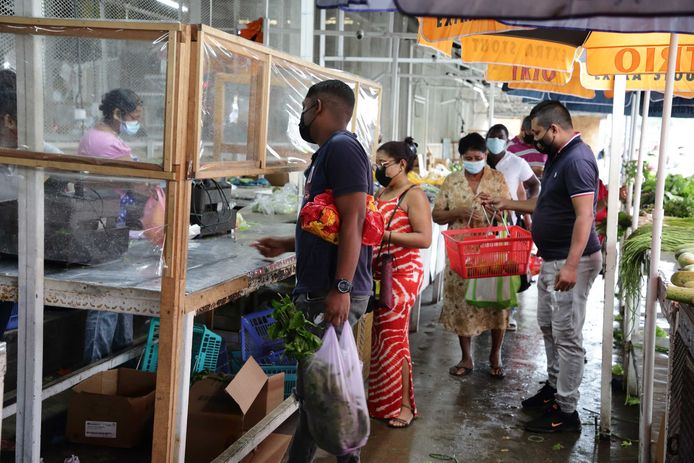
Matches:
[619,217,694,308]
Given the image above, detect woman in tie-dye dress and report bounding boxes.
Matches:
[368,138,432,428]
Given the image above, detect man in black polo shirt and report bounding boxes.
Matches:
[482,101,602,434]
[253,79,371,462]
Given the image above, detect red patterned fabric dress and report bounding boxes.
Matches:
[367,194,424,419]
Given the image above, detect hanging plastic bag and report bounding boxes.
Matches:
[302,322,370,456]
[141,186,166,247]
[299,190,384,246]
[465,275,520,310]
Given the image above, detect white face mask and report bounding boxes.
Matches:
[120,120,140,136]
[486,137,506,155]
[463,159,486,174]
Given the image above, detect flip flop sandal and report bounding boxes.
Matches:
[449,366,474,377]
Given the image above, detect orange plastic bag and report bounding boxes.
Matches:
[300,190,384,246]
[142,186,166,247]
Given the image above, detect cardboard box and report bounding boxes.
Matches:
[240,433,292,463]
[185,357,285,463]
[66,368,156,448]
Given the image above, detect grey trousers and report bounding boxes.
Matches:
[286,293,370,463]
[536,252,602,414]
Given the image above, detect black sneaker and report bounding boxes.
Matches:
[521,382,557,410]
[524,403,582,433]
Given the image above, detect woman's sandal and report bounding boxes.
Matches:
[449,363,474,377]
[489,364,505,379]
[387,405,415,429]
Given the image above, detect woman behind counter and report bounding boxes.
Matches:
[78,88,142,161]
[432,133,512,379]
[368,138,432,429]
[78,88,154,364]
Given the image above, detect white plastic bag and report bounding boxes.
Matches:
[302,321,370,456]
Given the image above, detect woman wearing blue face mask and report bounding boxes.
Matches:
[78,88,160,364]
[78,88,142,161]
[432,132,512,379]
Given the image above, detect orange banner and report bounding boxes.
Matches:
[460,35,579,72]
[416,21,453,57]
[509,63,595,99]
[418,17,524,42]
[580,68,694,92]
[586,45,694,75]
[486,64,572,85]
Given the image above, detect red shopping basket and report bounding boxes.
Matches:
[442,225,533,279]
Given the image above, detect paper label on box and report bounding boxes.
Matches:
[85,421,117,439]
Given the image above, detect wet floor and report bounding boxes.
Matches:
[317,277,640,463]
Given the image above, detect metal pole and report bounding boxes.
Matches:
[640,33,678,463]
[337,10,345,63]
[626,92,641,215]
[601,73,627,436]
[323,56,464,64]
[625,92,651,393]
[632,91,651,231]
[299,0,314,62]
[488,84,495,127]
[319,9,326,67]
[406,43,414,137]
[263,0,270,47]
[424,86,431,150]
[390,35,400,140]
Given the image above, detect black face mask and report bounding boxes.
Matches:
[523,133,535,145]
[535,128,557,157]
[299,102,318,144]
[375,166,392,187]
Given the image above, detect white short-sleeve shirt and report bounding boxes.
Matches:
[495,152,535,201]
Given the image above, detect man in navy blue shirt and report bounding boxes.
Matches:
[253,79,372,462]
[482,101,602,434]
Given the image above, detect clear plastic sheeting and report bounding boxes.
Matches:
[0,28,169,166]
[267,57,355,166]
[0,169,167,290]
[199,34,264,165]
[356,84,380,156]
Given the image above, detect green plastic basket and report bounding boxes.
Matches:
[140,319,222,374]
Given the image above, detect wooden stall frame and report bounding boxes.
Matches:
[189,25,381,178]
[0,16,382,463]
[0,16,183,177]
[151,25,193,463]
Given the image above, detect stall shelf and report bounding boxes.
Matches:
[0,16,381,463]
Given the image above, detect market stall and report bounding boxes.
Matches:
[0,16,381,463]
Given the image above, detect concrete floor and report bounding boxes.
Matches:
[317,278,641,463]
[4,276,646,462]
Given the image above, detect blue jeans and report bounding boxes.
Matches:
[287,292,369,463]
[83,310,133,363]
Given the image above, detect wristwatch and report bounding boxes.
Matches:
[335,279,353,294]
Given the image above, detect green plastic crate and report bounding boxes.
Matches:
[140,319,222,374]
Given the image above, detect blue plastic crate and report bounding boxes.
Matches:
[140,319,222,374]
[240,309,292,365]
[260,363,297,399]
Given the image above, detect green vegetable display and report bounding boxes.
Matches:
[640,169,694,218]
[267,295,322,360]
[619,217,694,313]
